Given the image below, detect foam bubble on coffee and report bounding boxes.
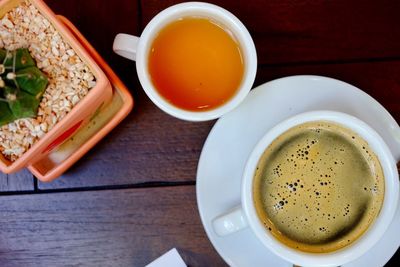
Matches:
[253,121,384,253]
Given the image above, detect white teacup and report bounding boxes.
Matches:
[213,110,399,267]
[113,2,257,121]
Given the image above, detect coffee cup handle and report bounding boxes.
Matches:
[113,33,139,61]
[212,206,248,236]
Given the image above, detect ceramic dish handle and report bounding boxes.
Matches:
[113,33,139,61]
[212,206,248,236]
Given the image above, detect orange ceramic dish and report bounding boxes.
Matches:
[27,16,134,182]
[0,0,113,174]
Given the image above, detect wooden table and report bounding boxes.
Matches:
[1,0,399,266]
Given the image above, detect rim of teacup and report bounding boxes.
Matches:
[242,110,399,267]
[135,2,257,121]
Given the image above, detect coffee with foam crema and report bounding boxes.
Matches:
[253,121,384,253]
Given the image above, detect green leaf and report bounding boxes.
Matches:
[0,49,6,63]
[1,48,36,70]
[1,48,48,125]
[0,101,16,127]
[15,66,48,98]
[6,89,40,119]
[3,85,16,100]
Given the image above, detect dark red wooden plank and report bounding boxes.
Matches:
[253,61,400,121]
[141,0,400,65]
[39,60,400,189]
[37,94,213,188]
[45,0,140,87]
[0,170,34,192]
[0,186,226,267]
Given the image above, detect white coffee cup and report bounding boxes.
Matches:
[113,2,257,121]
[213,110,399,267]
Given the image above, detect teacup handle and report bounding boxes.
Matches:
[113,33,139,61]
[212,206,248,236]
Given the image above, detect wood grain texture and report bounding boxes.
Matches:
[252,61,400,121]
[39,0,215,189]
[0,186,226,267]
[36,0,400,189]
[40,61,400,189]
[45,0,140,90]
[38,89,214,189]
[0,1,399,266]
[141,0,400,65]
[0,170,34,192]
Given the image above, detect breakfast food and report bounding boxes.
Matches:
[0,0,96,161]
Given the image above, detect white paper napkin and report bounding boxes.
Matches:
[145,248,187,267]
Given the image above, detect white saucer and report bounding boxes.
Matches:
[196,75,400,267]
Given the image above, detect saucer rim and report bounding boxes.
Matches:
[196,75,400,267]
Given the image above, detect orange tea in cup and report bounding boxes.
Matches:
[148,17,244,111]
